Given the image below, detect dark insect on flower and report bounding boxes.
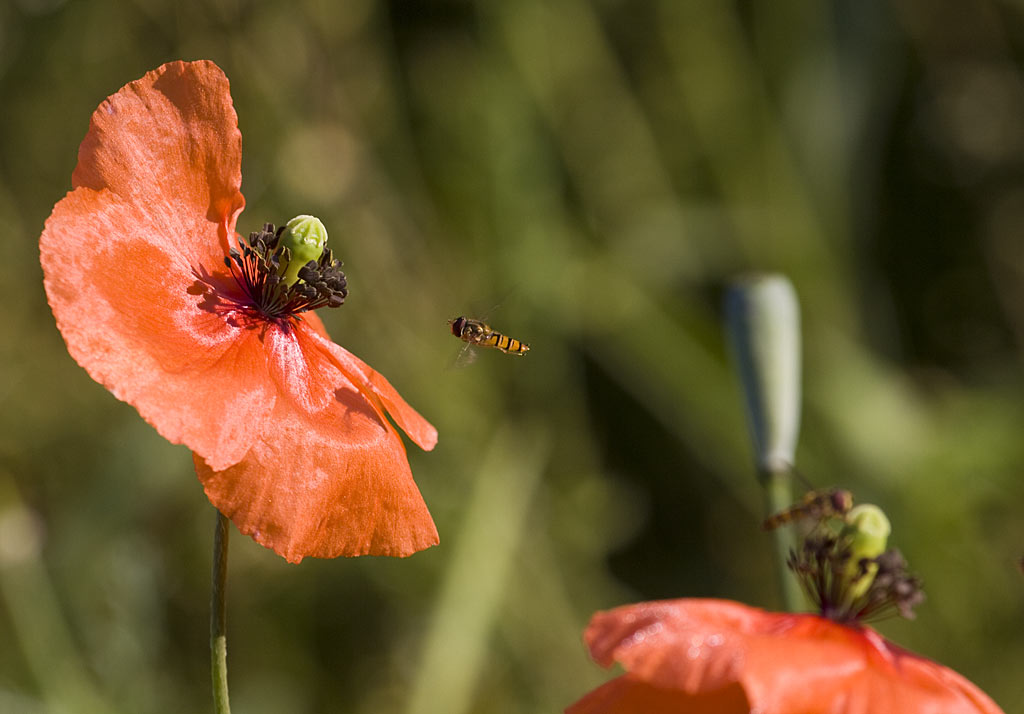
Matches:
[762,487,854,530]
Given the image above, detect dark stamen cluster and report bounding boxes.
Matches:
[868,550,926,619]
[225,223,348,320]
[788,534,924,624]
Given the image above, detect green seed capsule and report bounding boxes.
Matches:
[842,504,891,599]
[279,215,328,287]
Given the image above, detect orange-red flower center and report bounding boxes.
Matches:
[223,223,348,322]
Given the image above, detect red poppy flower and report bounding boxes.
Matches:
[567,599,1004,714]
[40,60,438,562]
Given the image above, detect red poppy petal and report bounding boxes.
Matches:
[584,599,746,693]
[40,188,276,471]
[302,326,438,452]
[741,621,1006,714]
[566,675,749,714]
[584,599,1004,714]
[299,310,331,341]
[72,60,244,269]
[195,324,438,562]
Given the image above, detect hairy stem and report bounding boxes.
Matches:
[211,509,231,714]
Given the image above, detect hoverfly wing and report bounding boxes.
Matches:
[451,341,480,369]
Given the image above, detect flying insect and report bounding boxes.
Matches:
[448,316,530,361]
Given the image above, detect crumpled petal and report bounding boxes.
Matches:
[40,59,265,470]
[194,322,438,562]
[567,674,749,714]
[71,60,245,269]
[303,326,438,451]
[579,599,1004,714]
[40,188,276,471]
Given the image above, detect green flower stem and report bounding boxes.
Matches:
[761,465,803,611]
[210,510,231,714]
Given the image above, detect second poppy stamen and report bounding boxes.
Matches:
[786,500,924,624]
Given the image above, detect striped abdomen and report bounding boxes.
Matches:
[481,331,530,355]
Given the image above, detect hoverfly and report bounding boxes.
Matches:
[448,315,530,362]
[762,488,854,531]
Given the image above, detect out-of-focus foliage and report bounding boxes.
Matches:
[2,0,1024,712]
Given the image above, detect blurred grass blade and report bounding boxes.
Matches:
[404,424,549,714]
[0,475,121,714]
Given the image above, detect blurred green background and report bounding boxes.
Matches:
[3,0,1024,711]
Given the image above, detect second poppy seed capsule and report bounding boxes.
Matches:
[842,504,891,599]
[279,214,328,287]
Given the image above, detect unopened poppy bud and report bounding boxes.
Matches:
[843,504,891,599]
[279,214,328,287]
[724,274,801,474]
